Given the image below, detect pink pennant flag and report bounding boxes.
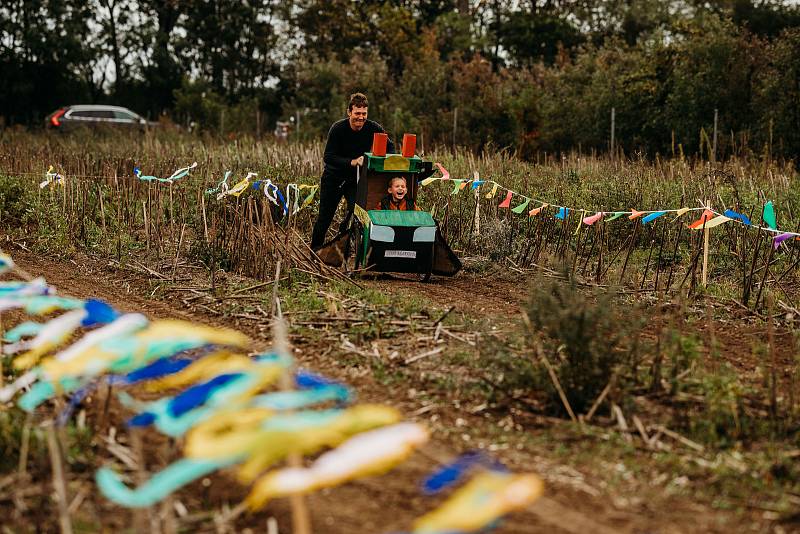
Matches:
[498,190,513,208]
[435,162,450,181]
[628,209,645,220]
[687,209,715,229]
[583,212,604,226]
[773,232,794,249]
[529,203,549,217]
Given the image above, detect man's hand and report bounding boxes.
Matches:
[350,156,364,167]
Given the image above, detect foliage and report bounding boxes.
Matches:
[5,2,800,159]
[0,174,29,224]
[525,273,642,415]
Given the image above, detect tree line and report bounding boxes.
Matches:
[2,0,800,160]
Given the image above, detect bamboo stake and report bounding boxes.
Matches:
[46,423,73,534]
[131,428,150,532]
[18,412,32,476]
[272,318,312,534]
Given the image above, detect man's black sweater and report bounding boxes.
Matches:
[322,118,395,182]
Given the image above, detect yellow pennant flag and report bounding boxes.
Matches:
[228,178,250,197]
[691,215,730,229]
[245,423,429,509]
[485,183,499,199]
[296,185,319,208]
[412,471,545,534]
[354,204,371,226]
[574,211,584,235]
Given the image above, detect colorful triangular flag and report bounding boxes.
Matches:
[498,190,513,208]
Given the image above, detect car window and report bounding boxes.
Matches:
[70,110,114,119]
[114,110,138,120]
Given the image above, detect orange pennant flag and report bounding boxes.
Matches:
[687,209,715,229]
[498,190,513,208]
[529,203,549,217]
[628,209,645,220]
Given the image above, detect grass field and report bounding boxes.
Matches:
[1,129,799,532]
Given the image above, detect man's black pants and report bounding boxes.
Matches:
[311,177,357,249]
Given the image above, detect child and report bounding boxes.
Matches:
[376,176,420,211]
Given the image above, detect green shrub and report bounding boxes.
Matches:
[475,271,642,417]
[0,174,30,224]
[525,273,642,415]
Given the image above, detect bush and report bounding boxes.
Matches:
[0,174,29,224]
[475,271,642,418]
[525,272,642,415]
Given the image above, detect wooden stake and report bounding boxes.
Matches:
[98,184,107,233]
[172,224,186,282]
[169,183,176,242]
[702,200,710,287]
[201,194,209,242]
[270,259,282,318]
[767,292,777,420]
[130,428,150,532]
[18,412,32,476]
[46,423,73,534]
[273,318,311,534]
[143,201,150,251]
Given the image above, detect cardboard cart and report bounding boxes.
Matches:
[344,152,461,281]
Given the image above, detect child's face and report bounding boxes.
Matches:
[388,179,407,201]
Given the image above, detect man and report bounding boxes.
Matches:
[311,92,394,249]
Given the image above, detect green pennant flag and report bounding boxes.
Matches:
[450,180,465,194]
[604,212,626,222]
[511,198,531,214]
[762,201,776,230]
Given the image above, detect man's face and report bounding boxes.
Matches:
[388,179,407,202]
[347,105,368,131]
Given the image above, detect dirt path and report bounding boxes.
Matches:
[4,251,771,533]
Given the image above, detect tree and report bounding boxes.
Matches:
[0,0,96,123]
[176,0,280,98]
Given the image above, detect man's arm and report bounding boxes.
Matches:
[323,122,354,171]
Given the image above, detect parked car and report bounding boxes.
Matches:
[45,105,157,131]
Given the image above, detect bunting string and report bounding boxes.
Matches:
[422,163,800,249]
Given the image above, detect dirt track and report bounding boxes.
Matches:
[3,250,780,533]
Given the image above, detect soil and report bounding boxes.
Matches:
[1,249,793,533]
